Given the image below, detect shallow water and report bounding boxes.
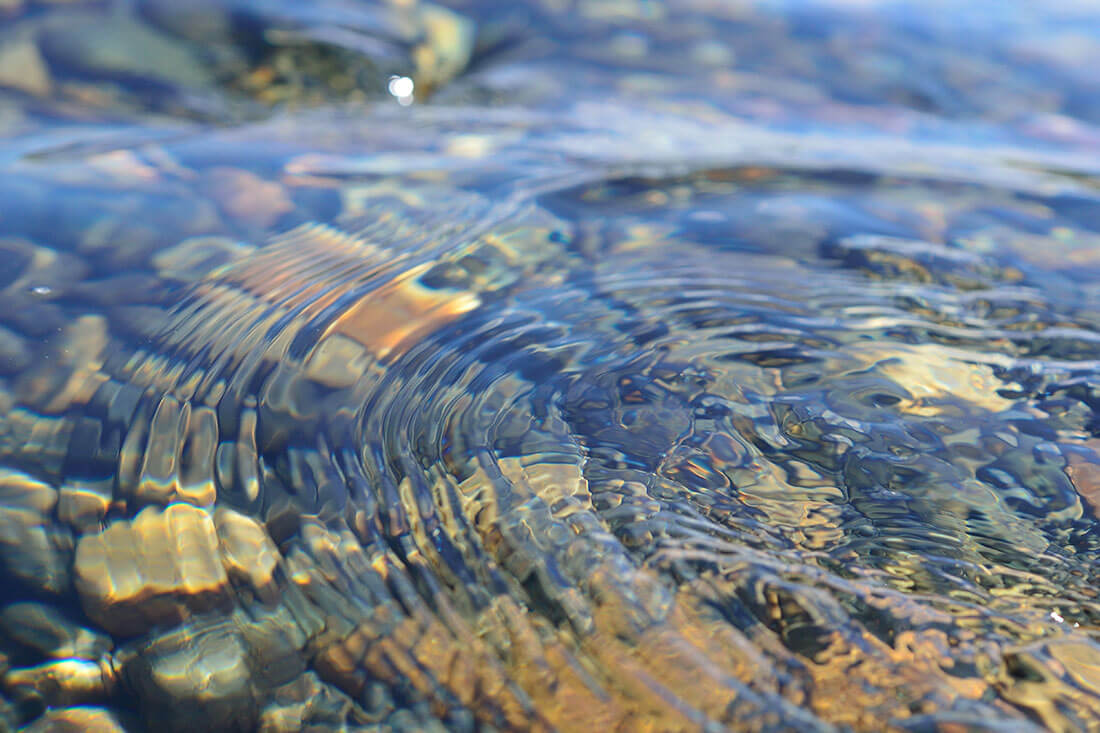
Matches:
[1,0,1100,730]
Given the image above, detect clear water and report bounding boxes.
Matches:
[1,1,1100,730]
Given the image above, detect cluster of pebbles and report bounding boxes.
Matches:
[0,176,535,730]
[0,236,452,731]
[1,152,1100,731]
[0,0,473,125]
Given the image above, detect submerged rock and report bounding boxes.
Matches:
[0,470,72,595]
[57,484,112,535]
[204,168,294,230]
[2,657,116,708]
[73,503,229,637]
[0,237,82,337]
[213,507,281,601]
[22,705,129,733]
[118,606,312,733]
[152,236,253,283]
[0,36,50,97]
[18,314,109,415]
[0,602,112,661]
[257,672,369,733]
[138,0,232,43]
[37,12,214,89]
[3,1,1100,728]
[122,623,255,733]
[0,325,31,376]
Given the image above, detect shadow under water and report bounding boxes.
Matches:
[1,0,1100,731]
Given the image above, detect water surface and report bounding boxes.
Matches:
[1,1,1100,730]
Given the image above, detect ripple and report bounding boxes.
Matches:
[6,150,1100,728]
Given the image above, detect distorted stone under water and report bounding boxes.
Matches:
[1,0,1100,730]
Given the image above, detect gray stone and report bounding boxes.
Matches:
[17,314,108,415]
[139,0,232,42]
[38,13,215,89]
[0,326,30,376]
[0,35,50,97]
[0,470,72,595]
[0,509,73,595]
[0,237,87,304]
[121,618,257,733]
[0,604,111,665]
[239,610,309,692]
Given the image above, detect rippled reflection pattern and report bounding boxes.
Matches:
[1,0,1100,731]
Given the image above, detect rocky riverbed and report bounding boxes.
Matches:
[1,0,1100,730]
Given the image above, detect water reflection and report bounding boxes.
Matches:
[0,0,1099,731]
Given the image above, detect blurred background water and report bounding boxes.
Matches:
[1,0,1100,730]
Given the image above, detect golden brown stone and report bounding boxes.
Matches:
[178,405,219,505]
[0,468,57,514]
[214,507,280,599]
[302,334,371,389]
[22,706,127,733]
[994,640,1100,731]
[1064,440,1100,517]
[58,484,111,533]
[1046,640,1100,697]
[2,658,116,708]
[132,395,189,506]
[127,396,217,508]
[74,503,229,636]
[323,262,479,360]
